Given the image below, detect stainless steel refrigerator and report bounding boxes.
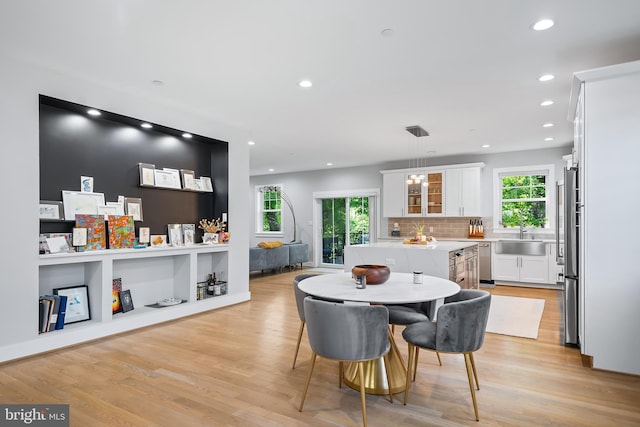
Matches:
[559,167,579,346]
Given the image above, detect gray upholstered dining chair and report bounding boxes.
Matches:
[292,274,320,369]
[298,297,392,427]
[386,302,442,366]
[401,289,491,421]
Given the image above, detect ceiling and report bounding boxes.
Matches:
[3,1,640,176]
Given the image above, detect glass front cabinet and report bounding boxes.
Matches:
[404,170,444,216]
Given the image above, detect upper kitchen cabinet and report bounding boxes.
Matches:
[381,163,484,218]
[444,166,483,217]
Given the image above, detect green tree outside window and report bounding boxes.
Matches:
[501,175,548,228]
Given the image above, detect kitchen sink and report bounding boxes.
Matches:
[495,240,546,256]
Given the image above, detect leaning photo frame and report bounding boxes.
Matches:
[39,200,65,221]
[124,197,143,221]
[53,285,91,324]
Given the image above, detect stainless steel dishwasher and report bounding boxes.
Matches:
[478,242,494,286]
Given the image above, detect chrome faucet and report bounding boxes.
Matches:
[519,217,527,240]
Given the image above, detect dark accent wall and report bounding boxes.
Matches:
[39,95,228,240]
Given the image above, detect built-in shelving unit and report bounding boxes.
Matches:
[1,244,248,363]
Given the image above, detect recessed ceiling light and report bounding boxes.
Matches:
[326,162,333,166]
[544,137,554,141]
[268,168,275,172]
[482,144,490,148]
[248,141,255,146]
[381,28,394,37]
[87,109,101,116]
[182,133,192,139]
[298,80,313,88]
[152,80,164,86]
[533,19,554,31]
[540,100,554,106]
[538,74,555,82]
[543,123,554,128]
[141,123,152,129]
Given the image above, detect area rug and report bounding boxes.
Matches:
[486,295,545,339]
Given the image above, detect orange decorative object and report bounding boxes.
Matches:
[351,264,391,285]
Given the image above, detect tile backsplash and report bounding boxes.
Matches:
[388,217,494,239]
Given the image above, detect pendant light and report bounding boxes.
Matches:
[405,125,429,185]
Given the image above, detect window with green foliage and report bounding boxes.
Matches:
[501,175,547,228]
[493,165,554,231]
[256,185,283,234]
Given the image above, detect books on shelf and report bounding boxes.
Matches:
[38,294,68,333]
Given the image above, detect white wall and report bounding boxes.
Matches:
[0,55,250,347]
[249,146,571,262]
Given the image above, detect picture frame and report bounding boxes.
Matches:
[106,201,125,215]
[39,200,64,221]
[124,197,143,221]
[112,278,122,314]
[119,289,134,313]
[138,163,156,187]
[182,224,195,245]
[97,204,118,220]
[150,235,167,247]
[138,227,150,244]
[72,227,87,246]
[81,176,94,193]
[53,285,91,324]
[193,178,204,191]
[46,235,70,253]
[154,169,181,189]
[180,169,196,190]
[61,191,106,221]
[168,224,183,246]
[200,176,213,192]
[203,232,218,244]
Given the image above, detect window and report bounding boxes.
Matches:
[256,185,283,235]
[493,165,555,231]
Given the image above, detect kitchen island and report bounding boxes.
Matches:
[343,240,479,289]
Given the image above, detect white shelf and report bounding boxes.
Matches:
[5,244,245,364]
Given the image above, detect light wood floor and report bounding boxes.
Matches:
[1,270,639,426]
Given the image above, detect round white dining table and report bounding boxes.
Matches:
[297,272,460,395]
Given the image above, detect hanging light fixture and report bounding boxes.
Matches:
[405,125,429,185]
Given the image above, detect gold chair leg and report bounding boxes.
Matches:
[299,353,317,412]
[464,353,480,421]
[404,344,415,405]
[391,324,395,334]
[436,351,442,366]
[412,347,420,381]
[339,361,343,388]
[292,320,305,369]
[382,353,393,404]
[469,352,479,390]
[357,362,367,427]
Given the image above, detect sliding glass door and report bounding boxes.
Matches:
[320,196,372,266]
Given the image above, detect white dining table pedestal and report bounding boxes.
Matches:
[297,272,460,395]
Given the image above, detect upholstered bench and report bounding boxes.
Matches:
[285,243,309,270]
[249,242,309,273]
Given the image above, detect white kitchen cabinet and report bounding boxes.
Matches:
[445,167,482,217]
[492,252,548,284]
[382,171,405,217]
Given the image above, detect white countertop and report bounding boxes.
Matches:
[352,240,478,252]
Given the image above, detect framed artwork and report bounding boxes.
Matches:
[154,169,180,189]
[193,178,204,191]
[124,197,143,221]
[182,224,195,245]
[107,215,135,249]
[46,236,70,253]
[75,214,107,251]
[203,232,218,244]
[62,191,106,221]
[97,204,118,220]
[200,176,213,192]
[119,289,134,313]
[138,163,156,186]
[53,285,91,324]
[39,200,64,221]
[150,235,167,247]
[112,278,122,314]
[106,201,125,215]
[81,176,94,193]
[138,227,150,244]
[168,224,183,246]
[180,169,196,190]
[72,227,87,246]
